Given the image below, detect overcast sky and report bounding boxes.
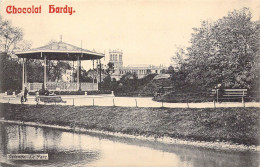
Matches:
[0,0,259,69]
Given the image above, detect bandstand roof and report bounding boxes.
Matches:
[15,41,105,61]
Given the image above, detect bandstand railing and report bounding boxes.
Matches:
[26,82,98,92]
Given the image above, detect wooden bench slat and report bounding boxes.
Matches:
[223,89,247,91]
[211,89,247,99]
[224,92,247,94]
[223,95,247,96]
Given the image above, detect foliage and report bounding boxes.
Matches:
[0,16,24,54]
[0,16,36,92]
[100,62,116,90]
[105,62,114,74]
[26,59,44,83]
[0,52,22,92]
[47,61,71,83]
[173,8,260,91]
[116,72,138,93]
[81,68,93,82]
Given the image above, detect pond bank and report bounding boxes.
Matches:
[0,103,259,151]
[0,119,258,152]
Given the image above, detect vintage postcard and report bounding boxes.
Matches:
[0,0,259,166]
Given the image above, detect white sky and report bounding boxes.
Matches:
[0,0,259,69]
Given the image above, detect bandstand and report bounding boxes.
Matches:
[15,41,104,92]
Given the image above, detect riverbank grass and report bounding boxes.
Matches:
[0,103,259,146]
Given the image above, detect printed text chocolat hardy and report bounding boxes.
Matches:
[6,5,75,15]
[6,5,42,14]
[49,5,75,15]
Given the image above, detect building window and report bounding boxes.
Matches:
[110,55,112,61]
[155,70,158,73]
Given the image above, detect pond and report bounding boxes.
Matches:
[0,123,259,167]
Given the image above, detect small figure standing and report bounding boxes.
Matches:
[44,88,50,96]
[35,91,40,104]
[24,87,28,102]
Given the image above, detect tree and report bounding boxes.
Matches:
[105,62,114,74]
[99,62,115,90]
[0,52,22,92]
[0,16,23,54]
[81,69,93,82]
[26,59,44,83]
[167,66,175,74]
[171,46,186,71]
[0,16,32,92]
[174,8,260,90]
[101,75,112,90]
[48,60,71,82]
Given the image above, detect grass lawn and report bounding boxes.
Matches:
[0,103,259,146]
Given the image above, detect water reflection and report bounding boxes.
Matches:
[0,123,259,167]
[0,123,100,167]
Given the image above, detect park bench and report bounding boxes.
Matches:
[37,96,66,103]
[211,89,247,102]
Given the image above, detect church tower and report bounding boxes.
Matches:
[109,49,123,80]
[109,49,123,70]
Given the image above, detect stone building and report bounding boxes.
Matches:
[109,49,167,81]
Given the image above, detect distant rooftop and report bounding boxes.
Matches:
[126,64,166,68]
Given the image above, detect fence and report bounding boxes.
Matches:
[27,82,98,92]
[154,91,260,103]
[1,95,259,108]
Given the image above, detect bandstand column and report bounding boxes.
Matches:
[22,58,25,92]
[25,58,27,87]
[43,53,47,90]
[92,60,95,84]
[99,59,102,83]
[96,60,98,83]
[77,55,80,90]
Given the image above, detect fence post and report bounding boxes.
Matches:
[213,99,216,108]
[161,99,164,108]
[216,89,219,103]
[187,99,189,109]
[135,99,138,107]
[113,98,115,106]
[242,97,245,108]
[242,90,245,102]
[93,98,95,106]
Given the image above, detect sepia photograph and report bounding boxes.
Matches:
[0,0,259,166]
